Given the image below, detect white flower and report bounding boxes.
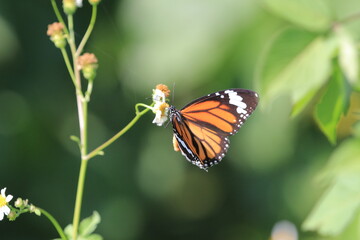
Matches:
[0,188,13,221]
[145,84,171,126]
[152,102,169,126]
[152,89,166,103]
[76,0,83,7]
[150,84,170,126]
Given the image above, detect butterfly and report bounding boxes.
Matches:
[169,88,259,171]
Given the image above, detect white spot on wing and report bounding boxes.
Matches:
[225,90,247,114]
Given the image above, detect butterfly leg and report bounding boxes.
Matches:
[173,134,180,152]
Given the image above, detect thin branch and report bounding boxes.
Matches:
[76,5,98,56]
[39,208,68,240]
[50,0,69,35]
[84,106,151,161]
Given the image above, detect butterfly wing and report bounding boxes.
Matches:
[170,88,259,170]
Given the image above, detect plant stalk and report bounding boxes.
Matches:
[84,106,151,161]
[39,208,68,240]
[67,13,88,240]
[76,5,98,57]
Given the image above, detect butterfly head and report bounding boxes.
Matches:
[168,105,181,122]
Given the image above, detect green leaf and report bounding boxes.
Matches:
[303,174,360,236]
[290,88,318,117]
[70,135,80,143]
[86,234,103,240]
[317,138,360,185]
[258,28,337,112]
[257,27,316,93]
[79,211,101,237]
[332,212,360,240]
[336,26,359,87]
[264,0,331,32]
[353,122,360,138]
[314,65,346,144]
[76,234,103,240]
[303,138,360,236]
[64,224,73,238]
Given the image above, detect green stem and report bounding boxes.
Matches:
[67,15,77,57]
[39,208,67,240]
[50,0,69,35]
[76,5,98,56]
[82,101,88,159]
[66,12,88,240]
[71,67,87,240]
[135,103,154,114]
[71,106,87,240]
[72,158,88,240]
[67,14,80,93]
[84,80,94,102]
[84,105,152,161]
[60,47,76,86]
[71,100,88,240]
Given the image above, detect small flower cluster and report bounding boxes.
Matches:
[63,0,102,15]
[63,0,78,15]
[0,187,41,222]
[151,84,170,126]
[77,53,98,81]
[47,0,100,97]
[47,22,66,48]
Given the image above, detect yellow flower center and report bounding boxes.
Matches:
[159,103,169,113]
[0,195,6,207]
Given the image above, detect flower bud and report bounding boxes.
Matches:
[47,22,67,48]
[77,53,98,81]
[89,0,101,5]
[22,199,29,207]
[14,198,23,208]
[34,208,41,216]
[63,0,77,15]
[7,211,17,221]
[155,84,170,98]
[29,204,41,216]
[29,204,36,213]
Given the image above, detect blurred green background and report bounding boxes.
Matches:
[0,0,358,239]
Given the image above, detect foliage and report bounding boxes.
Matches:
[261,0,360,238]
[54,212,103,240]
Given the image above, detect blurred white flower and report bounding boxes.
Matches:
[76,0,83,7]
[0,188,13,221]
[150,84,170,126]
[152,102,169,126]
[271,220,298,240]
[152,88,166,103]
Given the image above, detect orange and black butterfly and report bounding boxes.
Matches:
[169,89,259,171]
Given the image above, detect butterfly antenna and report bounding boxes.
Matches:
[165,119,171,128]
[172,82,175,105]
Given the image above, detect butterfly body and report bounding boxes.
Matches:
[169,88,259,171]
